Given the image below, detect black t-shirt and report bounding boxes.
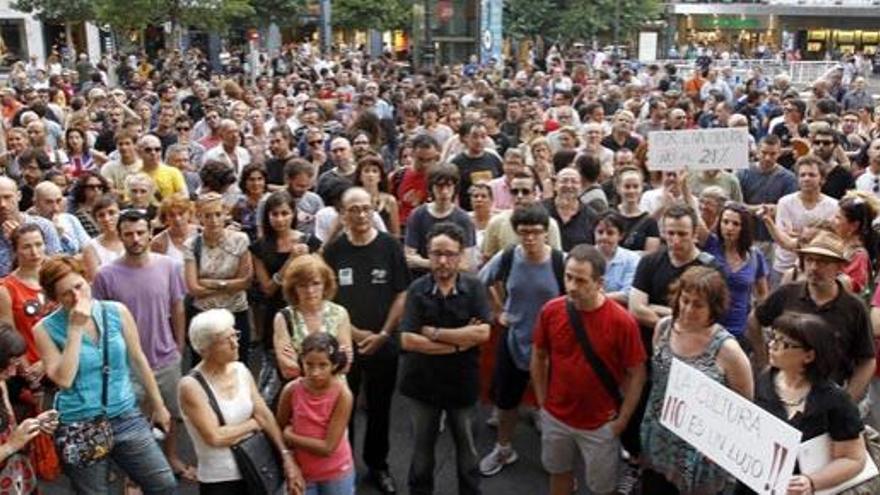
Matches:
[264,157,288,186]
[450,152,502,210]
[404,205,476,259]
[398,272,492,407]
[322,232,410,335]
[755,369,862,442]
[249,234,321,309]
[632,247,721,307]
[601,134,641,153]
[754,281,875,385]
[543,199,597,252]
[821,164,855,200]
[618,211,660,252]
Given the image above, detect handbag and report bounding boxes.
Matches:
[565,298,623,406]
[0,451,38,495]
[53,303,115,467]
[192,370,285,495]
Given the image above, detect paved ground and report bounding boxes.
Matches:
[40,347,582,495]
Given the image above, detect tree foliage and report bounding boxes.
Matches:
[92,0,254,33]
[332,0,411,32]
[11,0,96,23]
[248,0,308,28]
[504,0,660,44]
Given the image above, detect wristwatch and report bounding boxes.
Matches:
[272,272,283,286]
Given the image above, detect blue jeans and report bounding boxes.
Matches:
[63,409,177,495]
[305,469,356,495]
[407,398,481,495]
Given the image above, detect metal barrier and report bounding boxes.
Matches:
[787,61,841,85]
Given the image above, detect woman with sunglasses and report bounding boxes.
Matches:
[82,195,124,281]
[736,312,867,495]
[70,172,109,237]
[703,201,769,345]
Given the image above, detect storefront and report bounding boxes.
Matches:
[676,14,780,55]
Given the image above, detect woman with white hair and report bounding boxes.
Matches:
[179,308,304,495]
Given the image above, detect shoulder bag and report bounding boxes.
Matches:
[565,298,623,407]
[53,303,115,467]
[192,370,285,495]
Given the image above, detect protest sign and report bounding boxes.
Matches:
[660,358,803,494]
[647,128,750,171]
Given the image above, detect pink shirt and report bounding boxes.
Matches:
[289,379,353,482]
[489,177,514,210]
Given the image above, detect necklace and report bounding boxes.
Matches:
[779,395,807,408]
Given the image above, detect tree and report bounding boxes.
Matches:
[249,0,307,29]
[332,0,411,33]
[504,0,660,46]
[12,0,97,52]
[94,0,254,49]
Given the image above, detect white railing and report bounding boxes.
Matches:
[788,61,840,85]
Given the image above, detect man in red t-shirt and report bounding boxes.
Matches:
[396,134,438,226]
[531,244,647,495]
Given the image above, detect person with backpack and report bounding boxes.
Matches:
[477,204,566,477]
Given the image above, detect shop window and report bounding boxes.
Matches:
[0,19,27,67]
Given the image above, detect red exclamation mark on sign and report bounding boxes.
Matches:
[764,442,789,494]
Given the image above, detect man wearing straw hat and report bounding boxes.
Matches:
[747,231,875,403]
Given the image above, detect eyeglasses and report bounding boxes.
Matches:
[330,148,347,153]
[428,250,460,259]
[812,140,834,147]
[510,188,533,196]
[768,333,805,350]
[346,205,373,216]
[516,227,547,237]
[140,147,162,153]
[176,126,190,132]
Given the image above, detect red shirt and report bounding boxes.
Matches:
[1,275,54,364]
[396,167,428,225]
[533,296,646,430]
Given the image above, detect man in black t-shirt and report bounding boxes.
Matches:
[747,232,875,401]
[323,187,409,494]
[264,126,296,189]
[399,222,491,495]
[451,121,502,210]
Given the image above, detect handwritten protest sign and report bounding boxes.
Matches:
[661,358,803,494]
[648,128,750,171]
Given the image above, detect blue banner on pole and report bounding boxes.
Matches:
[479,0,502,65]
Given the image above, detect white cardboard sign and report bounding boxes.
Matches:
[648,128,750,171]
[660,358,803,494]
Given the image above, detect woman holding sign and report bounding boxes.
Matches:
[737,312,867,495]
[640,266,753,495]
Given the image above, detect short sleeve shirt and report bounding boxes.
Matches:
[755,281,875,385]
[398,273,492,408]
[183,231,250,312]
[533,297,646,429]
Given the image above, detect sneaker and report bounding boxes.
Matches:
[485,408,499,428]
[479,444,519,477]
[615,463,640,495]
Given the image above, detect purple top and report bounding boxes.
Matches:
[93,253,186,369]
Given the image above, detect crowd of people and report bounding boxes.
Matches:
[1,40,880,495]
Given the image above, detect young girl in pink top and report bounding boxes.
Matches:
[277,333,354,495]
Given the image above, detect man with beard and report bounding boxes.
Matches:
[92,208,191,481]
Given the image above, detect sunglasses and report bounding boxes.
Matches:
[141,147,162,153]
[510,188,533,196]
[177,126,191,131]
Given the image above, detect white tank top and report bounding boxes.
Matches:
[164,234,185,264]
[183,362,254,483]
[87,237,123,268]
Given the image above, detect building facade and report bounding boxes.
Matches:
[0,0,102,68]
[667,0,880,59]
